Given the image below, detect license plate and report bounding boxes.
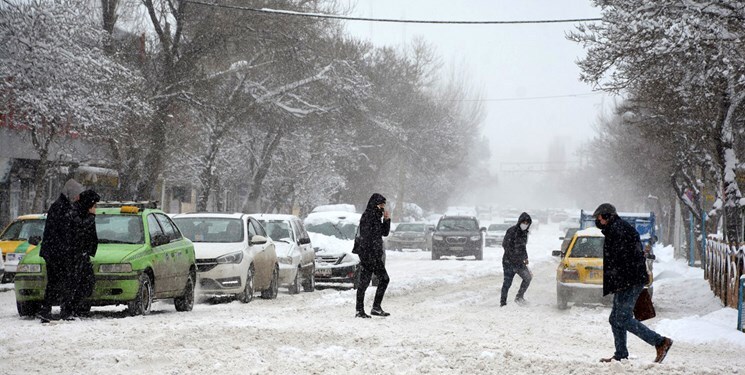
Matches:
[316,268,332,277]
[450,247,464,251]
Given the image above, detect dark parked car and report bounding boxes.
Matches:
[431,215,486,260]
[387,222,433,251]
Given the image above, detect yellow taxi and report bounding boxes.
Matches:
[0,214,46,283]
[553,227,653,309]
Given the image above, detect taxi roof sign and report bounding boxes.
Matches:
[120,206,140,214]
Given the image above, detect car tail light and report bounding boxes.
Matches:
[560,268,579,282]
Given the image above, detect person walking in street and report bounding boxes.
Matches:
[355,193,391,318]
[593,203,673,363]
[500,212,533,306]
[69,189,100,317]
[38,178,85,322]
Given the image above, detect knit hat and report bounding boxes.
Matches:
[62,179,85,200]
[592,203,617,217]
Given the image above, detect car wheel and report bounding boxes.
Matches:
[237,265,255,303]
[16,301,41,317]
[288,267,300,295]
[128,273,153,316]
[431,251,440,260]
[174,271,195,312]
[261,265,279,299]
[302,265,315,292]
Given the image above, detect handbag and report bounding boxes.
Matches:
[634,288,656,321]
[351,226,361,254]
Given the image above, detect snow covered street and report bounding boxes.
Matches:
[1,223,743,374]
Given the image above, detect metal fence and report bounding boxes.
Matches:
[705,238,745,313]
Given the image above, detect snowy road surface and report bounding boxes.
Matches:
[1,223,743,374]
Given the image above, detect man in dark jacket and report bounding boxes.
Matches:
[500,212,533,306]
[38,178,85,322]
[69,189,100,317]
[594,203,673,363]
[355,193,391,318]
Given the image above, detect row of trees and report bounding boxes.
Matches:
[567,1,745,246]
[1,0,488,215]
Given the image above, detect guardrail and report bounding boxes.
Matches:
[705,237,745,311]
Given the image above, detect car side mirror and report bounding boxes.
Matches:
[551,250,562,257]
[480,227,487,232]
[298,237,311,245]
[250,235,268,245]
[151,233,170,247]
[28,236,41,246]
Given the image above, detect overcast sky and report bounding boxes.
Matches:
[343,0,616,172]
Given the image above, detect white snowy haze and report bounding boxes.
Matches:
[344,0,614,209]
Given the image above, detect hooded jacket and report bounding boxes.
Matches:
[502,212,532,264]
[357,193,391,270]
[601,215,649,296]
[39,194,75,262]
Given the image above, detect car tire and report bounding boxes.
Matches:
[261,265,279,299]
[302,265,315,292]
[288,267,300,295]
[237,265,255,303]
[16,301,41,317]
[431,251,440,260]
[174,271,195,312]
[128,273,153,316]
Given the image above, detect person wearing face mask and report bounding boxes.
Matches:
[500,212,532,306]
[593,203,672,363]
[355,193,391,318]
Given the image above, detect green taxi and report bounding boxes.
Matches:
[14,203,196,316]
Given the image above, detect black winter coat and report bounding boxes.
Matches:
[601,216,648,296]
[502,212,531,265]
[71,202,98,261]
[39,194,74,262]
[357,194,390,271]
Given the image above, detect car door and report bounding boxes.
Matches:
[246,218,269,289]
[146,214,173,294]
[292,219,314,271]
[155,213,190,294]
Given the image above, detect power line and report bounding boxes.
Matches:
[185,1,602,25]
[455,92,603,102]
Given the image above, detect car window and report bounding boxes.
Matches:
[172,217,243,243]
[259,220,293,242]
[0,219,45,241]
[437,218,478,231]
[295,219,310,242]
[248,219,261,239]
[396,223,425,232]
[96,215,144,244]
[147,214,164,243]
[569,237,604,258]
[155,213,181,241]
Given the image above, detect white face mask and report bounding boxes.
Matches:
[520,223,529,231]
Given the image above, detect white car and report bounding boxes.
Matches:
[250,214,316,294]
[485,223,511,247]
[172,213,279,302]
[304,210,361,288]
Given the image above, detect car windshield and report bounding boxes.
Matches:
[569,237,604,258]
[488,224,511,231]
[172,218,244,243]
[259,220,294,242]
[437,218,478,231]
[0,219,45,241]
[306,222,357,240]
[396,223,425,232]
[96,215,144,244]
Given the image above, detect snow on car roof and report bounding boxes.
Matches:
[311,204,356,213]
[575,227,604,236]
[171,212,245,219]
[304,211,361,226]
[248,213,298,221]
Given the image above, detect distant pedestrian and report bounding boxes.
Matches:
[69,189,100,317]
[38,178,85,322]
[500,212,532,306]
[355,193,391,318]
[593,203,673,363]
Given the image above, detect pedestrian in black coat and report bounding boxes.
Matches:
[500,212,533,306]
[355,193,391,318]
[594,203,672,363]
[69,189,100,316]
[38,179,85,322]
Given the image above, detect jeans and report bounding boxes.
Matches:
[609,284,664,359]
[501,261,532,303]
[356,265,390,312]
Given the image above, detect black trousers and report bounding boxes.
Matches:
[356,264,390,312]
[501,261,532,303]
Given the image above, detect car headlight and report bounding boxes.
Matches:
[278,256,293,265]
[216,251,243,264]
[99,264,133,273]
[470,235,481,241]
[17,264,41,273]
[433,235,444,241]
